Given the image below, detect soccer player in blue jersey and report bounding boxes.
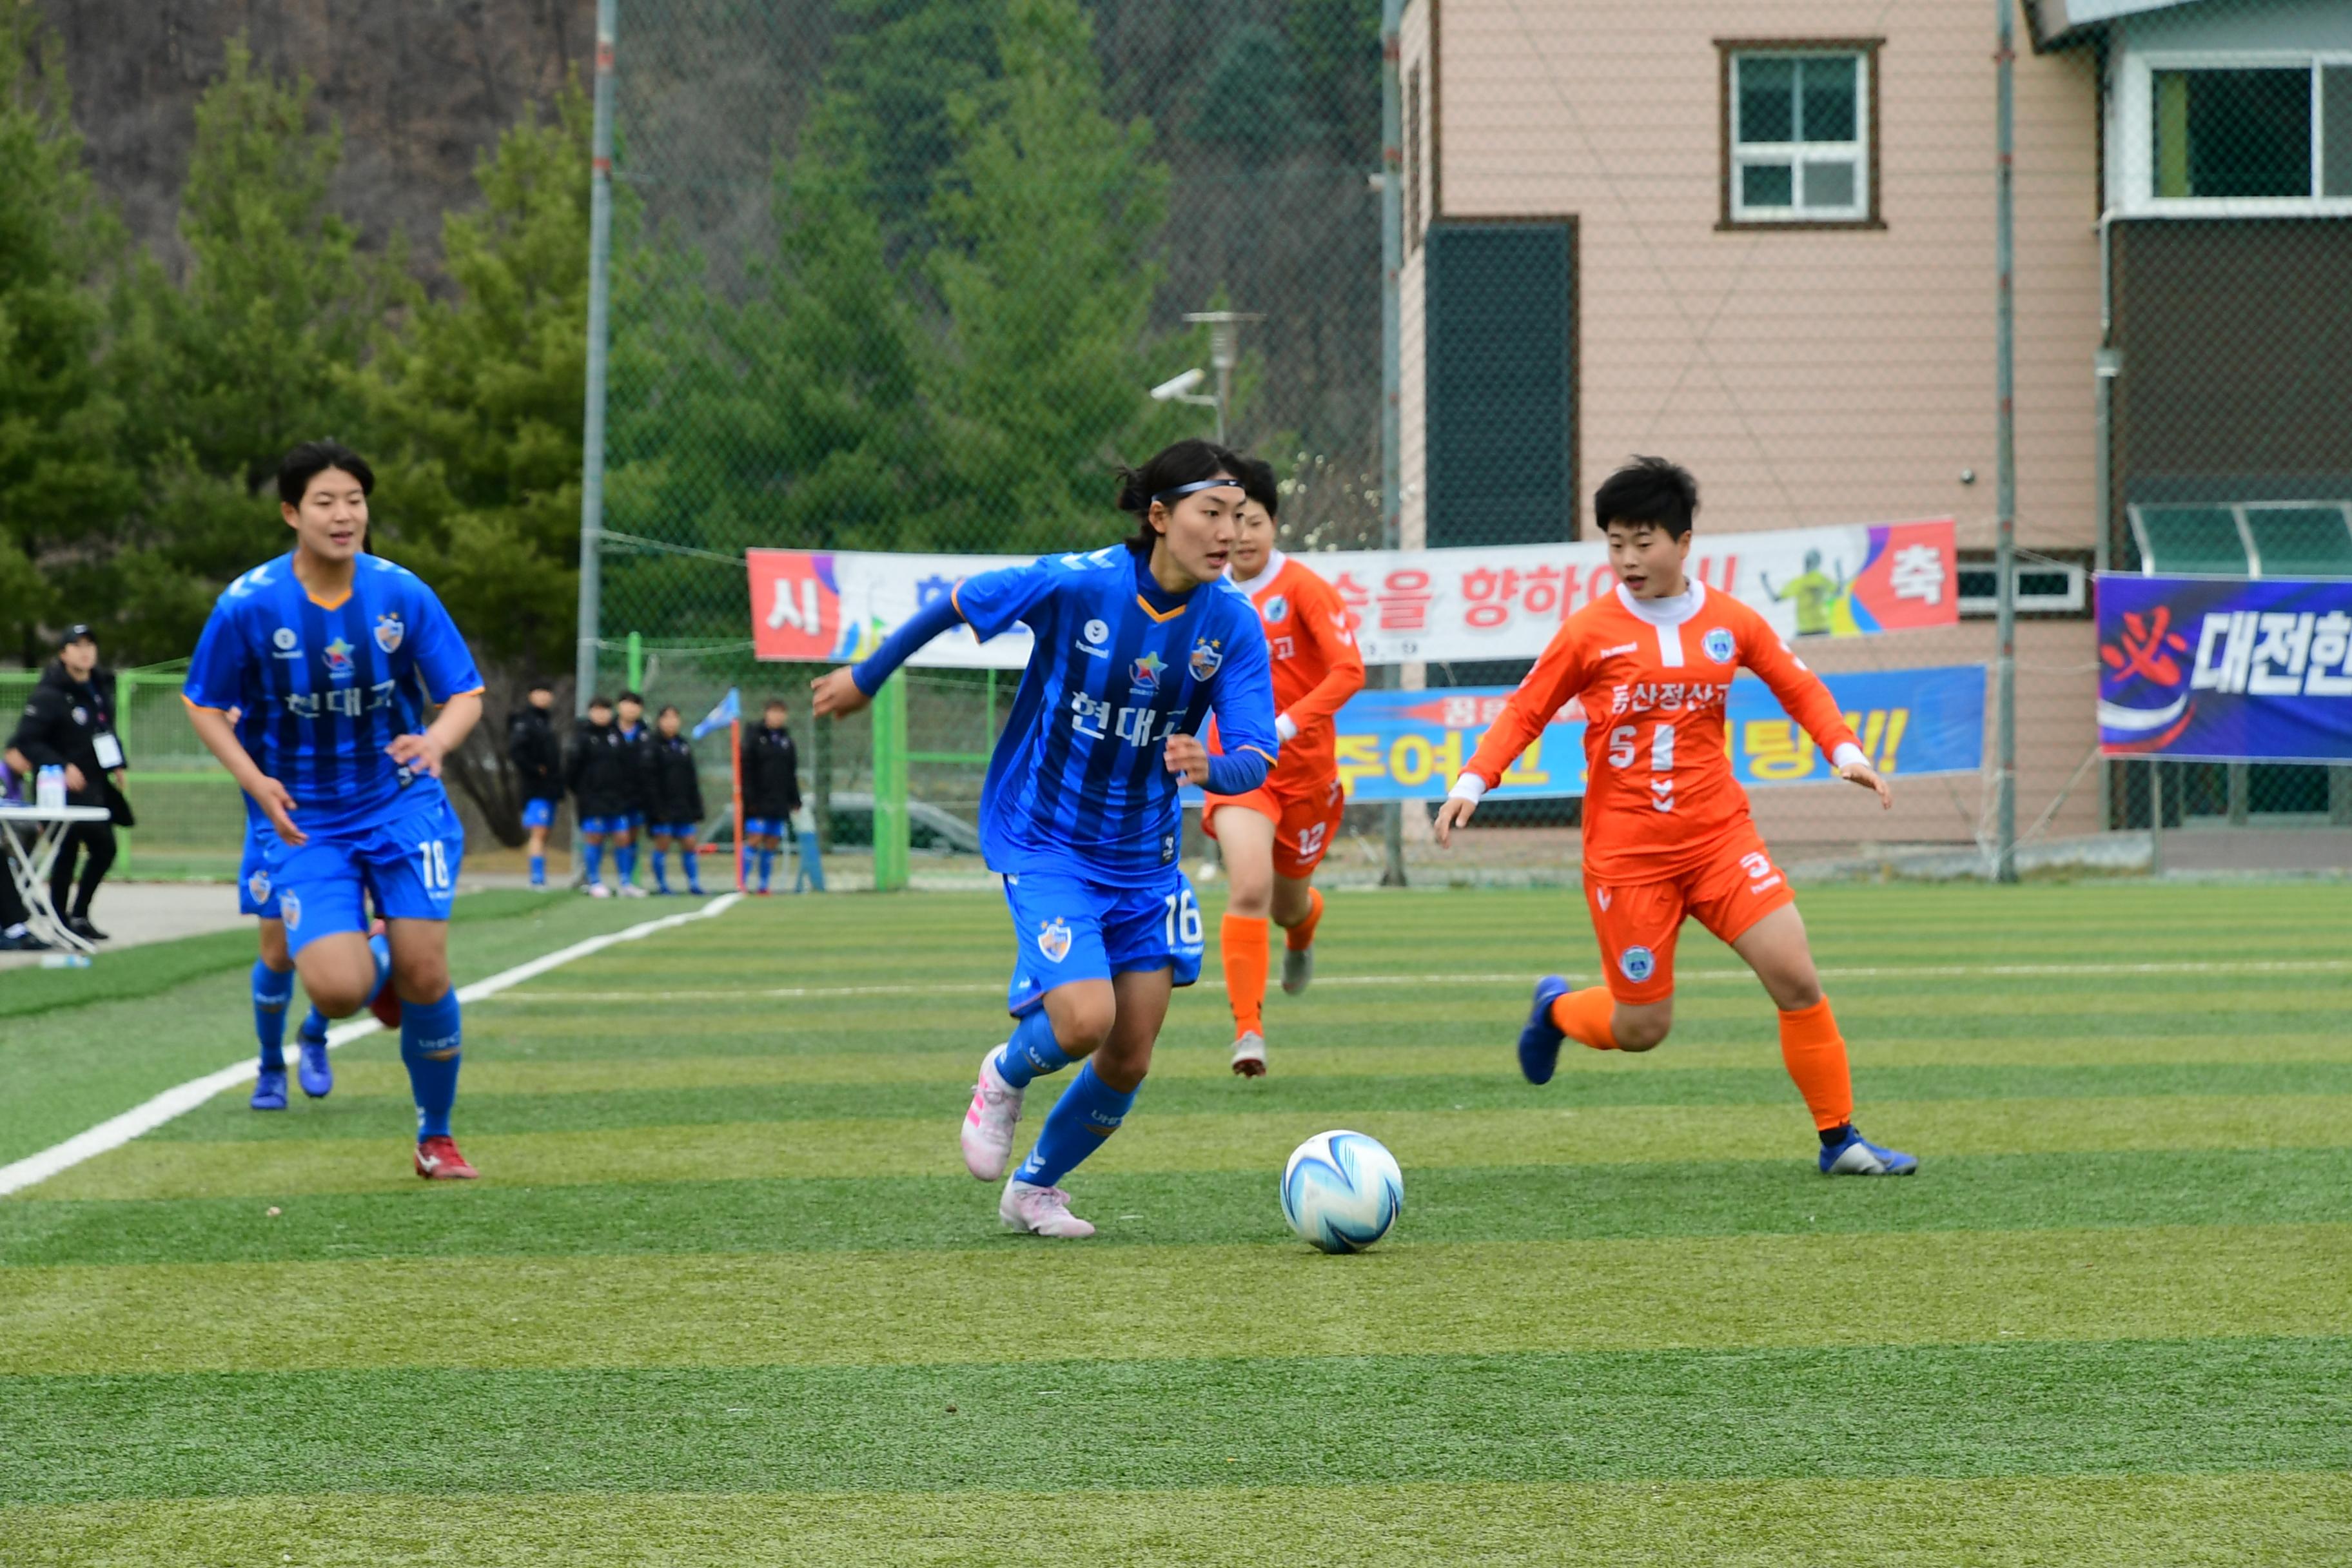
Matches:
[812,440,1280,1238]
[184,441,490,1179]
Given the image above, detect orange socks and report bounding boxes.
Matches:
[1777,997,1854,1132]
[1548,985,1620,1050]
[1222,913,1269,1034]
[1284,888,1324,952]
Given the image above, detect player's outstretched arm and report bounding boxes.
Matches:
[1741,625,1891,810]
[1433,792,1478,845]
[1436,621,1589,848]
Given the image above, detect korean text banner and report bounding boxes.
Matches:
[1179,665,1984,805]
[2097,574,2352,763]
[747,518,1957,669]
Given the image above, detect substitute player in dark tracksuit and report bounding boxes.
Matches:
[643,705,706,896]
[5,625,130,941]
[506,685,564,888]
[740,700,802,895]
[566,697,637,897]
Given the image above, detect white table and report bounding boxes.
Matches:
[0,803,115,956]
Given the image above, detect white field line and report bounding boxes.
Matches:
[0,893,744,1198]
[477,956,2352,1006]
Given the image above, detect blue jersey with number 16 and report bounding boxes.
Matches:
[957,546,1278,887]
[184,553,484,835]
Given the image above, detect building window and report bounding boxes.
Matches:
[2127,55,2352,213]
[1721,44,1878,226]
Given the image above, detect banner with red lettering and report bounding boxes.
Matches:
[748,518,1956,667]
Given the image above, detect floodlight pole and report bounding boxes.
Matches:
[1377,0,1408,887]
[1182,311,1264,446]
[576,0,616,723]
[1992,0,2019,883]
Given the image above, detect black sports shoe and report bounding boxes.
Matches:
[65,916,110,943]
[0,928,54,952]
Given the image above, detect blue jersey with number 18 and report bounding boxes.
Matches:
[183,553,484,835]
[956,546,1278,887]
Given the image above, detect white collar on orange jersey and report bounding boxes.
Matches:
[1613,580,1706,627]
[1229,550,1286,598]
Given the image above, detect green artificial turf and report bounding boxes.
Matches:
[3,881,2349,1564]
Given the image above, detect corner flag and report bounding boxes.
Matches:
[692,687,741,741]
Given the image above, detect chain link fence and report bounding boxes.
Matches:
[572,0,2349,888]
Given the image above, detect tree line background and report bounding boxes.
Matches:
[3,0,1384,688]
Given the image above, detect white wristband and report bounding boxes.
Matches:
[1275,712,1299,743]
[1830,742,1868,772]
[1448,772,1489,804]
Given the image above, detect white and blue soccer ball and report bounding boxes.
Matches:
[1280,1130,1403,1253]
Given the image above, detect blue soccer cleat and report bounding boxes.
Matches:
[1518,975,1572,1085]
[250,1068,288,1112]
[1819,1126,1918,1176]
[296,1024,333,1100]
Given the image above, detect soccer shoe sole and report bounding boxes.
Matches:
[1231,1031,1268,1077]
[1280,945,1313,995]
[960,1048,1024,1182]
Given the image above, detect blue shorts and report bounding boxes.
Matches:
[239,821,283,919]
[743,818,785,839]
[579,815,636,837]
[647,821,698,841]
[270,795,466,957]
[1001,868,1202,1017]
[521,798,556,830]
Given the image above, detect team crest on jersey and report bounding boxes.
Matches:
[1188,638,1224,681]
[374,612,405,654]
[280,892,303,931]
[247,868,271,905]
[1619,945,1656,983]
[273,627,301,656]
[1130,650,1167,692]
[1262,594,1289,624]
[1037,917,1073,963]
[1702,627,1736,663]
[323,636,356,677]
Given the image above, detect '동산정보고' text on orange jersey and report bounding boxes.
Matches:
[1211,550,1366,792]
[1460,582,1863,883]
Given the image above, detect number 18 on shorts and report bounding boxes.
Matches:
[1001,868,1204,1016]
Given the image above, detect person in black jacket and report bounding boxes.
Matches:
[506,684,564,889]
[644,705,707,896]
[607,691,653,896]
[740,698,802,895]
[4,626,128,941]
[565,696,634,897]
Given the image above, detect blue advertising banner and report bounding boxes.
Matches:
[1189,665,1984,805]
[2097,575,2352,763]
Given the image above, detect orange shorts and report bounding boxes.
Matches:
[1202,776,1346,879]
[1583,827,1796,1004]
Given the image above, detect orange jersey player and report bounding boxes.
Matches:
[1202,458,1366,1075]
[1435,456,1917,1177]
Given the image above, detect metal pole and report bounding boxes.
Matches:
[1992,0,2019,883]
[1378,0,1408,887]
[575,0,616,723]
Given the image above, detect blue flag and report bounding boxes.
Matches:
[692,687,741,740]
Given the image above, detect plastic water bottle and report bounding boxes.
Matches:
[39,953,92,969]
[35,765,66,810]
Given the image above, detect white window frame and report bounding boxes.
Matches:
[2116,50,2352,219]
[1726,49,1874,225]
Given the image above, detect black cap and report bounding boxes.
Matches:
[59,624,95,647]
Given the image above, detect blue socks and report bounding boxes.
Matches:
[756,848,774,891]
[583,841,605,883]
[1014,1061,1139,1189]
[529,854,545,887]
[651,850,671,892]
[683,851,703,895]
[994,1010,1072,1089]
[399,990,463,1141]
[253,961,295,1070]
[616,844,638,887]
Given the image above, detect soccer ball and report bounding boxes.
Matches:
[1280,1130,1403,1253]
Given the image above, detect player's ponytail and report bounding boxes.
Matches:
[1115,438,1247,554]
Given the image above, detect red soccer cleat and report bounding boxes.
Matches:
[413,1135,479,1181]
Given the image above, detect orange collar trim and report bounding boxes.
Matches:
[1133,594,1190,624]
